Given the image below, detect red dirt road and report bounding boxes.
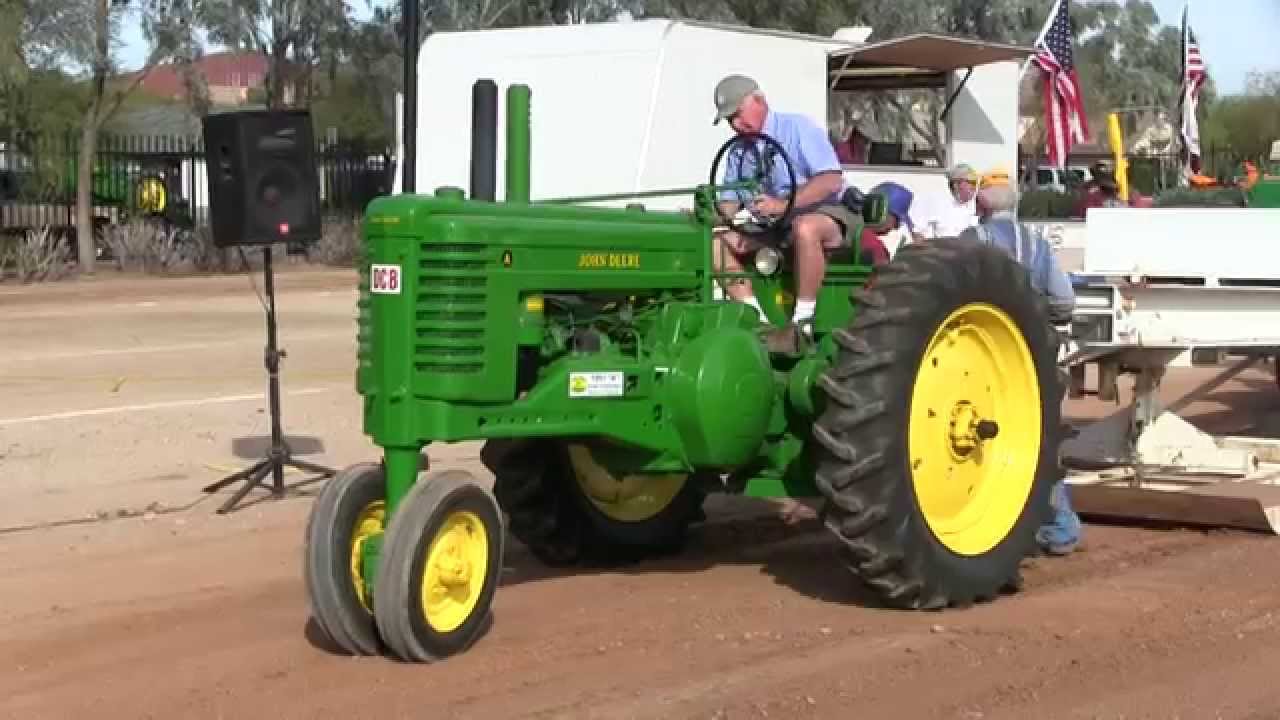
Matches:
[4,272,1280,719]
[3,498,1279,720]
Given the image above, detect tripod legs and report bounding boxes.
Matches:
[204,447,335,515]
[203,246,336,515]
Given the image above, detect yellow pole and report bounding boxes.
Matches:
[1107,112,1129,202]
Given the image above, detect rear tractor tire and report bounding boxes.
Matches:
[812,238,1064,609]
[482,439,706,567]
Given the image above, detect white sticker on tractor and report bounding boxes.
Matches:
[569,372,624,398]
[370,264,402,295]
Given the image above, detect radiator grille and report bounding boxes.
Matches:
[416,242,488,374]
[357,289,373,375]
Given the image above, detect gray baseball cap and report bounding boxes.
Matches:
[713,74,758,124]
[947,163,978,182]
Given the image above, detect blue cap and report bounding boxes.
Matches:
[870,182,914,231]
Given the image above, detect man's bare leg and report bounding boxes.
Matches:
[713,230,766,320]
[790,214,843,326]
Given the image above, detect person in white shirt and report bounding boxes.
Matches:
[915,164,980,239]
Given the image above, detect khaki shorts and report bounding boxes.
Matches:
[720,202,855,255]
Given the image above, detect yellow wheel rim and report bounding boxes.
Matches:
[421,510,490,633]
[348,500,385,613]
[567,443,686,523]
[908,302,1041,556]
[137,177,166,214]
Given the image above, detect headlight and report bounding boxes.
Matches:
[754,246,781,275]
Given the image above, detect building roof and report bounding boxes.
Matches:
[128,52,272,99]
[107,105,201,140]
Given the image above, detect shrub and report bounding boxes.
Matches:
[306,214,361,267]
[1018,189,1079,219]
[102,219,190,273]
[0,226,73,283]
[1153,187,1249,208]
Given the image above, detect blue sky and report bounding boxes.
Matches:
[117,0,1278,95]
[1146,0,1279,94]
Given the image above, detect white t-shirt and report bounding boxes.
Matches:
[915,194,978,239]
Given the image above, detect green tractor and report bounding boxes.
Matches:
[303,81,1065,663]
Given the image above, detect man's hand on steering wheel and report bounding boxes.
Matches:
[753,195,787,218]
[709,132,797,234]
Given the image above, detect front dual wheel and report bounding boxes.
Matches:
[303,463,504,663]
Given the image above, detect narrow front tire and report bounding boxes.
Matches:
[303,462,386,656]
[373,470,505,662]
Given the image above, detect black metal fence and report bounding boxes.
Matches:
[4,131,1265,233]
[0,131,395,234]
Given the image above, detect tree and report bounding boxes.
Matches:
[1202,71,1280,162]
[11,0,196,273]
[196,0,355,110]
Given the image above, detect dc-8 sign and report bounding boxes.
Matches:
[370,264,402,295]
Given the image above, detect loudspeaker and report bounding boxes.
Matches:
[202,109,321,247]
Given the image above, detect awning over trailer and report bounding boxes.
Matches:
[828,33,1035,91]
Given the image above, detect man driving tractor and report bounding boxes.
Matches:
[709,74,863,332]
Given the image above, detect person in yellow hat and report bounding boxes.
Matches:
[979,167,1010,188]
[958,168,1080,555]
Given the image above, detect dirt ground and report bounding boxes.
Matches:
[3,269,1280,720]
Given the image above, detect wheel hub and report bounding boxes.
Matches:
[433,530,474,588]
[948,401,1000,458]
[421,511,489,633]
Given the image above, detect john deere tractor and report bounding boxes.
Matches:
[303,81,1064,663]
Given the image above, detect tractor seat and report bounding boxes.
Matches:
[826,226,888,267]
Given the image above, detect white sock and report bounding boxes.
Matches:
[793,299,816,325]
[742,295,767,322]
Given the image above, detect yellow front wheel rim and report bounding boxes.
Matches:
[908,302,1041,556]
[348,500,385,612]
[421,510,490,633]
[568,444,686,523]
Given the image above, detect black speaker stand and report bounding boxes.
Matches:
[203,246,336,514]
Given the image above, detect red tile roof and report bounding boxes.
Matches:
[132,52,273,99]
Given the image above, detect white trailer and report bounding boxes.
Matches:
[395,18,1030,219]
[1061,207,1280,533]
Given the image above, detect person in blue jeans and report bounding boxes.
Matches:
[1037,478,1081,555]
[958,170,1082,555]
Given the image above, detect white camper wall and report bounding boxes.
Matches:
[946,60,1021,175]
[636,23,838,211]
[411,21,669,202]
[406,19,844,210]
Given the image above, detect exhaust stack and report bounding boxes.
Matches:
[470,79,498,202]
[506,84,531,203]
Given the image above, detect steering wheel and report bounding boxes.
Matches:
[708,132,798,236]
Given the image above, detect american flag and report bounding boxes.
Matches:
[1180,1,1207,175]
[1032,0,1089,168]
